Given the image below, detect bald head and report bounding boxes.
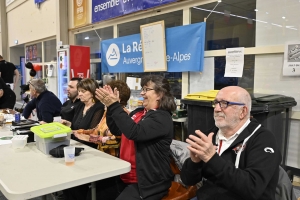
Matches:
[217,86,252,117]
[213,86,252,136]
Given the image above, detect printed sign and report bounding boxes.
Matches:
[92,0,176,23]
[224,47,244,77]
[101,22,206,73]
[26,44,38,62]
[283,42,300,76]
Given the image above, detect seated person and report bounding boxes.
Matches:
[0,77,16,109]
[96,75,176,200]
[22,79,61,123]
[61,78,105,200]
[74,80,131,157]
[180,86,281,200]
[61,78,105,149]
[61,77,82,122]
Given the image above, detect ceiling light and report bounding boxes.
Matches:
[254,9,258,12]
[218,0,221,2]
[84,36,89,40]
[271,23,282,27]
[266,12,269,14]
[282,16,286,19]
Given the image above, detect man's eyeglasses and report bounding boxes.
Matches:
[141,87,154,93]
[212,100,245,108]
[27,81,35,89]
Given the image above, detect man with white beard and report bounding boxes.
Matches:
[180,86,281,200]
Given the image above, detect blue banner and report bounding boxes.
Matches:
[34,0,46,3]
[101,22,206,73]
[143,0,177,9]
[92,0,176,23]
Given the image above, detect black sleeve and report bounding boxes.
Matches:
[180,158,204,186]
[0,78,6,90]
[89,109,105,129]
[106,102,124,137]
[107,102,173,142]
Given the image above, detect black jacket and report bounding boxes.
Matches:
[61,98,82,122]
[0,77,16,109]
[0,60,16,83]
[180,120,281,200]
[106,102,174,199]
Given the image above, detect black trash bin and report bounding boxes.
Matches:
[250,94,297,168]
[181,92,297,168]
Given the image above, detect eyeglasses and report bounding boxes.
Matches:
[141,87,154,93]
[212,100,245,108]
[27,81,35,90]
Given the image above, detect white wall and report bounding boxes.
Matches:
[7,0,56,46]
[254,0,300,169]
[255,0,300,169]
[254,54,300,168]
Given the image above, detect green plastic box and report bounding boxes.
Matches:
[30,122,72,154]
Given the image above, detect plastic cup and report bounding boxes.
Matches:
[63,146,75,166]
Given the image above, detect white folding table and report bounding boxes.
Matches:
[0,134,131,200]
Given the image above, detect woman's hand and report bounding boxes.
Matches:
[61,119,72,127]
[74,132,90,142]
[95,85,119,107]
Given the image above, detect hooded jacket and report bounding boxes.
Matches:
[180,120,281,200]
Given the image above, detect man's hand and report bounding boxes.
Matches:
[186,130,216,163]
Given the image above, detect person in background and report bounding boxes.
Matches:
[180,86,281,200]
[96,75,176,200]
[61,78,105,146]
[74,80,131,156]
[0,55,20,90]
[60,77,82,122]
[22,79,62,124]
[73,80,131,200]
[0,77,16,109]
[61,78,105,200]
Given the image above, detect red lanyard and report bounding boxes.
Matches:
[218,140,223,155]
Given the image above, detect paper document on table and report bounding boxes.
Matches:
[224,47,244,77]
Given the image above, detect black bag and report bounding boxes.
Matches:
[49,145,84,158]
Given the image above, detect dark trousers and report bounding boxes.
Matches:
[63,183,89,200]
[87,176,126,200]
[116,184,168,200]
